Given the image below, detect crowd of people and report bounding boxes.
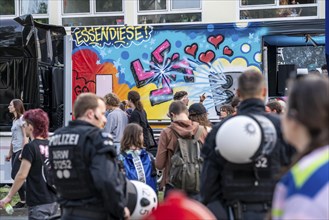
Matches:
[0,69,328,220]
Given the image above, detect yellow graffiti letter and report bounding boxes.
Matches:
[134,26,143,41]
[119,27,126,41]
[88,27,96,42]
[94,27,102,42]
[74,29,83,45]
[109,28,117,40]
[102,27,109,42]
[81,28,90,43]
[126,26,134,40]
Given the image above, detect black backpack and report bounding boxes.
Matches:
[169,126,204,193]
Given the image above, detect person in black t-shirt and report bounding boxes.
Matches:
[0,109,58,219]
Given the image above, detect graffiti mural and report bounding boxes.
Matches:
[72,23,265,120]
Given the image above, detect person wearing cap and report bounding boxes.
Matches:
[188,103,212,132]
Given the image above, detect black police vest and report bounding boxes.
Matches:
[220,154,281,204]
[49,125,100,200]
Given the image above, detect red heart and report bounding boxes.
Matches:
[184,43,198,58]
[208,35,224,49]
[199,50,215,64]
[223,46,233,56]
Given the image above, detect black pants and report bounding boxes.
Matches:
[164,184,174,199]
[206,201,269,220]
[11,150,26,201]
[227,203,269,220]
[62,207,108,220]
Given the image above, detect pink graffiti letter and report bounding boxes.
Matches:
[130,59,155,88]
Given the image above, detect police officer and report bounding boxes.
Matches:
[200,69,294,220]
[49,93,129,220]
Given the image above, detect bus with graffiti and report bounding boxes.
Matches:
[0,16,326,184]
[71,19,325,123]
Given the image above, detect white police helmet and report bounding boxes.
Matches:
[126,180,158,219]
[215,115,277,164]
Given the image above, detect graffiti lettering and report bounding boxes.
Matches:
[152,40,171,64]
[130,60,155,87]
[131,40,194,106]
[73,26,153,48]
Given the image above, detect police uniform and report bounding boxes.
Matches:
[200,98,295,220]
[49,120,126,220]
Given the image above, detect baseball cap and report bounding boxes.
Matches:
[188,103,207,116]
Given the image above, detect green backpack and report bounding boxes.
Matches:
[169,126,204,193]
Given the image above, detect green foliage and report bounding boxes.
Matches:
[158,190,164,202]
[0,186,20,205]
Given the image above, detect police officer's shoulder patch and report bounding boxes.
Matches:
[96,132,116,156]
[99,132,114,146]
[101,132,113,139]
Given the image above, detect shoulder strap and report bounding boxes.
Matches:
[194,126,203,141]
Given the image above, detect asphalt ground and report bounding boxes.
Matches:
[0,208,28,220]
[0,207,61,220]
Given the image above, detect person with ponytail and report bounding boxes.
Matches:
[127,91,157,155]
[272,74,329,219]
[6,99,27,208]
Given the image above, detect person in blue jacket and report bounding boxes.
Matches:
[119,123,157,192]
